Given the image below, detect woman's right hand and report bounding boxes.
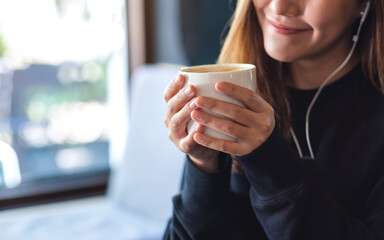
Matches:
[163,74,220,173]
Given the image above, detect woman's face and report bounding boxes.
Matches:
[253,0,363,63]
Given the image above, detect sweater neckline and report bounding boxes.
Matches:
[288,64,361,97]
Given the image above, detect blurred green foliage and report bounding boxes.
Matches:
[24,59,108,122]
[0,32,5,57]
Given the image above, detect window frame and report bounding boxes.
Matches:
[0,171,109,210]
[0,0,131,209]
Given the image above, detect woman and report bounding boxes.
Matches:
[163,0,384,239]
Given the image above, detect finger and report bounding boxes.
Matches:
[165,85,196,128]
[169,98,198,136]
[190,109,248,139]
[193,132,244,156]
[163,74,185,103]
[179,123,204,153]
[215,82,271,113]
[194,96,256,127]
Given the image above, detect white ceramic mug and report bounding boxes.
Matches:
[179,63,257,142]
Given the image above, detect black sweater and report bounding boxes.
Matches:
[163,65,384,240]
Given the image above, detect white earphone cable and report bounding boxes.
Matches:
[290,128,303,158]
[304,42,357,159]
[291,2,370,159]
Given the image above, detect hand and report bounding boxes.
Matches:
[163,74,220,172]
[190,82,275,156]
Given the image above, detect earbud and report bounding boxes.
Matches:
[353,1,371,42]
[361,1,371,22]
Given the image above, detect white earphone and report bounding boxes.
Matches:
[353,1,371,43]
[291,1,371,160]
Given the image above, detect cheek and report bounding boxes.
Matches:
[304,2,359,34]
[252,0,269,11]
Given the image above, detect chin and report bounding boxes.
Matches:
[265,49,296,63]
[264,43,299,63]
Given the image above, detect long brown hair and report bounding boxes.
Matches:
[218,0,384,139]
[359,0,384,91]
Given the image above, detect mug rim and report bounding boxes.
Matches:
[180,63,255,74]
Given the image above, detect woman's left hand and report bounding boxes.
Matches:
[190,81,275,156]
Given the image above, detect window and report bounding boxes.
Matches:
[0,0,127,208]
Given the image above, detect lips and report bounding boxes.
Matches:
[267,19,311,35]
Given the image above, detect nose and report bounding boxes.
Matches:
[270,0,301,17]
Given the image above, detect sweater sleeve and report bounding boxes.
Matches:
[237,125,384,240]
[163,153,268,240]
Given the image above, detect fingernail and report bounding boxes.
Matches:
[194,133,204,143]
[194,123,202,132]
[216,82,227,91]
[195,97,206,107]
[192,110,201,121]
[174,75,182,84]
[184,86,193,96]
[189,99,198,109]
